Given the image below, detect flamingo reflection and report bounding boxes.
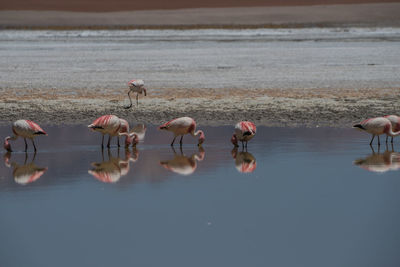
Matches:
[231,148,257,173]
[3,152,48,185]
[353,145,400,173]
[160,146,205,176]
[131,124,147,142]
[88,148,139,183]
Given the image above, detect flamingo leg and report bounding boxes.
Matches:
[24,138,28,152]
[391,136,394,144]
[370,135,375,145]
[378,135,381,146]
[386,135,388,143]
[171,136,177,146]
[31,139,37,152]
[179,135,183,146]
[117,137,120,147]
[136,93,139,106]
[107,135,112,148]
[124,90,133,109]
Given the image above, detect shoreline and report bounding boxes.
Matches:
[1,3,400,29]
[1,87,399,127]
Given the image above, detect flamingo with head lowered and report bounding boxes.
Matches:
[231,121,256,149]
[124,79,147,109]
[4,120,47,152]
[88,115,135,148]
[353,117,400,145]
[158,117,205,147]
[384,115,400,143]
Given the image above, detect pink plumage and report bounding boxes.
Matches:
[4,119,47,152]
[158,117,205,146]
[231,121,256,148]
[353,117,400,145]
[384,115,400,143]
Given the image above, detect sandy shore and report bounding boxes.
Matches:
[1,87,399,127]
[1,3,400,29]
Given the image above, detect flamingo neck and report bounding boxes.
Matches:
[386,123,400,137]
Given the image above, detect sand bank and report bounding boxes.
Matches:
[1,3,400,29]
[1,87,399,127]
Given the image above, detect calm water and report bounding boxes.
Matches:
[1,125,400,267]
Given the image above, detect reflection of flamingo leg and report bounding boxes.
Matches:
[24,138,28,152]
[107,136,112,148]
[101,135,104,147]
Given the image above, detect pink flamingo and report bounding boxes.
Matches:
[88,115,133,148]
[117,118,130,147]
[231,121,256,149]
[353,117,400,145]
[125,79,147,109]
[3,120,47,152]
[384,115,400,143]
[158,117,205,147]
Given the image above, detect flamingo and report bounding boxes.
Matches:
[160,146,205,176]
[117,118,130,147]
[88,115,133,148]
[124,79,147,109]
[231,121,256,149]
[353,117,400,145]
[131,124,147,141]
[384,115,400,143]
[158,117,205,147]
[3,120,47,152]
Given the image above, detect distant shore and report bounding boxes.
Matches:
[1,3,400,29]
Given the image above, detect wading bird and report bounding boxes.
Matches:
[88,115,133,148]
[353,117,400,145]
[231,121,256,149]
[158,117,205,147]
[125,79,147,109]
[3,120,47,152]
[117,118,129,147]
[384,115,400,143]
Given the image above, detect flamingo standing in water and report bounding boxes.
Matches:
[384,115,400,143]
[3,120,47,152]
[353,117,400,145]
[158,117,205,147]
[125,79,147,109]
[231,121,256,149]
[117,118,129,147]
[88,115,133,148]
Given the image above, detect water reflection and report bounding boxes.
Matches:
[3,152,48,185]
[131,124,146,141]
[231,148,257,173]
[160,147,205,176]
[88,148,139,183]
[354,145,400,173]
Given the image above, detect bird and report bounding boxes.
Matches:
[353,117,400,145]
[4,152,48,185]
[117,118,130,147]
[231,121,256,149]
[88,115,133,148]
[160,146,205,176]
[124,79,147,109]
[158,117,205,147]
[384,115,400,143]
[131,124,147,141]
[3,119,47,152]
[231,147,257,173]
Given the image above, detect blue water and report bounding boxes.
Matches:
[0,125,399,267]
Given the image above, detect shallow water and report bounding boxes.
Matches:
[1,125,400,267]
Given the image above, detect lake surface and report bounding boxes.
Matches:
[0,125,400,267]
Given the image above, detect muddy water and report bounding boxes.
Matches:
[0,125,400,267]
